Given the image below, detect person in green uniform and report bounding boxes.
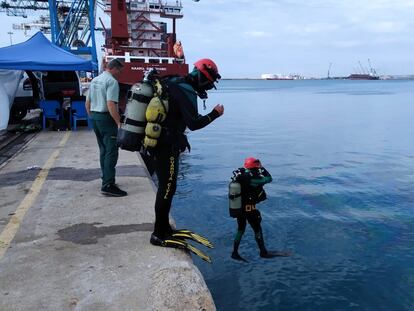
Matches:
[85,58,127,197]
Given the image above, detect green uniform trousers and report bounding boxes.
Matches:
[91,112,118,188]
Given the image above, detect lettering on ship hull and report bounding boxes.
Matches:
[130,66,167,71]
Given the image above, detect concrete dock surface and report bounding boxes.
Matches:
[0,130,215,311]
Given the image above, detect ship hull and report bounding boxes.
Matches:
[348,74,379,80]
[118,62,189,85]
[264,78,294,80]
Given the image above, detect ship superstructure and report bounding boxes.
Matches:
[103,0,189,85]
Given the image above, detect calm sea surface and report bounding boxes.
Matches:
[171,79,414,311]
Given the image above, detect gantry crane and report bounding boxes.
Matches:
[0,0,98,71]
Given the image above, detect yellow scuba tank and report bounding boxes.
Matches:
[143,79,169,149]
[228,181,242,218]
[117,82,154,151]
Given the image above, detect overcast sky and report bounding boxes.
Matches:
[1,0,413,78]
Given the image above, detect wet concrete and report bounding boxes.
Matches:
[0,165,147,187]
[0,167,40,186]
[57,222,154,244]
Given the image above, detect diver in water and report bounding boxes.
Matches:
[229,157,290,262]
[148,59,224,262]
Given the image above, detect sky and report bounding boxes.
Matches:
[0,0,413,78]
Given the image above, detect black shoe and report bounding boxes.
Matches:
[150,233,164,246]
[101,184,127,197]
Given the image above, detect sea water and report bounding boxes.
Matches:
[171,79,414,311]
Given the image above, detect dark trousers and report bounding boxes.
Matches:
[234,209,268,254]
[237,209,262,233]
[152,144,180,238]
[91,112,119,188]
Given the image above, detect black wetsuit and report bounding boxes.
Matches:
[151,77,220,239]
[232,167,273,257]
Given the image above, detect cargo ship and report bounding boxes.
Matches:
[348,60,379,80]
[103,0,189,85]
[347,73,379,80]
[261,73,302,80]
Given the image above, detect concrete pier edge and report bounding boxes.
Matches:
[0,130,216,311]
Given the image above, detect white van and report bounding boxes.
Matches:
[10,72,35,121]
[10,71,82,122]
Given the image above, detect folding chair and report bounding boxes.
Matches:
[71,100,91,130]
[38,100,61,129]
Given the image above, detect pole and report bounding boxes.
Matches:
[327,62,332,79]
[7,31,13,45]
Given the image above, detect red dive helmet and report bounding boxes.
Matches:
[194,58,221,82]
[244,157,262,169]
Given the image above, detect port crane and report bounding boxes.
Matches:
[367,58,377,76]
[327,62,332,79]
[358,60,367,74]
[0,0,98,71]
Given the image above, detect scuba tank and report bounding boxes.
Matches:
[143,79,169,149]
[228,181,242,218]
[117,82,154,151]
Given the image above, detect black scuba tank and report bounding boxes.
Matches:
[117,82,154,151]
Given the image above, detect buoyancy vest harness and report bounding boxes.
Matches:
[228,168,269,218]
[143,79,169,148]
[117,73,175,151]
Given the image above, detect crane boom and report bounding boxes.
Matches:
[0,0,50,17]
[327,62,332,79]
[0,0,97,71]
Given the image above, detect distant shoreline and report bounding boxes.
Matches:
[222,77,414,81]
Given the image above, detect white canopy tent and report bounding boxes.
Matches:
[0,70,22,130]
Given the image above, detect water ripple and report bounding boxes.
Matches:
[173,80,414,311]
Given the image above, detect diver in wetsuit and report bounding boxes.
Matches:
[148,59,223,262]
[231,157,289,262]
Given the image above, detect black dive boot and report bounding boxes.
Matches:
[231,250,248,263]
[255,229,271,258]
[255,230,291,258]
[231,230,248,262]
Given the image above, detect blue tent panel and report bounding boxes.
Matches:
[0,32,94,71]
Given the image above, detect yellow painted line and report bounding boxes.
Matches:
[0,132,71,260]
